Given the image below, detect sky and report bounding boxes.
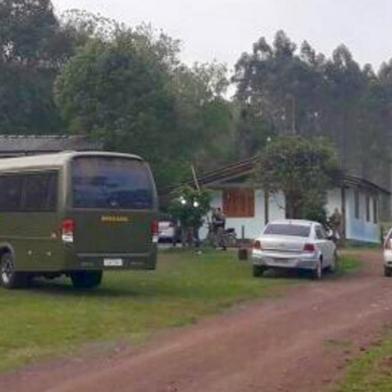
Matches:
[52,0,392,72]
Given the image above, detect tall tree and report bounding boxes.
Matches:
[0,0,74,133]
[233,30,392,193]
[55,25,233,188]
[55,30,179,186]
[172,62,234,172]
[257,136,339,219]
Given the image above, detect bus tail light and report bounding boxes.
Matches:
[61,219,75,243]
[151,220,159,243]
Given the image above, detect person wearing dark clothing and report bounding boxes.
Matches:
[212,208,227,250]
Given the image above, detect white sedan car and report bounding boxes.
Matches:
[252,220,337,280]
[383,228,392,276]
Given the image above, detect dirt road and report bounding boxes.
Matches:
[1,250,391,392]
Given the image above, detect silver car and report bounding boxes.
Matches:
[252,219,337,280]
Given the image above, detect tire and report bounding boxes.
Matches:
[311,259,323,280]
[70,271,103,289]
[384,266,392,277]
[0,253,28,289]
[327,252,338,274]
[253,265,266,277]
[226,234,237,248]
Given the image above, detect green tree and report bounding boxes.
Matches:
[55,30,181,187]
[233,31,328,159]
[55,23,233,188]
[257,136,339,219]
[172,62,234,172]
[168,185,211,246]
[0,0,74,133]
[233,30,392,197]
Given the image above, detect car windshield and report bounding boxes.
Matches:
[264,224,310,238]
[72,157,154,210]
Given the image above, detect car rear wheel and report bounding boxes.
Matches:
[253,265,266,277]
[0,253,28,289]
[311,260,323,280]
[384,266,392,277]
[326,252,338,274]
[70,271,103,289]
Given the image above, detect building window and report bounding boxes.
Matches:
[366,196,370,222]
[373,198,378,224]
[354,190,360,219]
[223,188,255,218]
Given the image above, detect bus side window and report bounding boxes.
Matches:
[22,172,58,212]
[0,175,23,212]
[46,173,58,210]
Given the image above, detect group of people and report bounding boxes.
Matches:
[170,206,343,248]
[170,207,228,249]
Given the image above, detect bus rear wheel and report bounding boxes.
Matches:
[0,253,28,289]
[70,271,103,289]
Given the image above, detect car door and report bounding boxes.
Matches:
[315,225,333,266]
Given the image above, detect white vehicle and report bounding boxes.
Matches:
[383,228,392,276]
[252,220,337,280]
[158,219,177,242]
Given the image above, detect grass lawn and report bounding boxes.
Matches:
[338,333,392,392]
[0,249,359,372]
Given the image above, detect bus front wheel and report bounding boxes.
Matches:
[70,271,103,289]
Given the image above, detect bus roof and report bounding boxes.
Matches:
[0,151,144,172]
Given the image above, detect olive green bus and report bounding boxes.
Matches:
[0,151,159,289]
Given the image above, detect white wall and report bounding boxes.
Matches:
[199,186,381,244]
[199,189,285,240]
[326,188,342,215]
[345,188,380,243]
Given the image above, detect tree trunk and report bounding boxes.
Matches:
[286,194,303,219]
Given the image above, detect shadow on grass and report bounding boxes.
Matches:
[25,279,143,298]
[23,274,241,300]
[256,256,362,281]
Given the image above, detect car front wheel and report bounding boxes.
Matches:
[253,265,266,277]
[384,266,392,277]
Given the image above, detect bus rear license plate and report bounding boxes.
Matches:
[104,259,123,267]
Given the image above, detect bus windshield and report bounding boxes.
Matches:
[72,157,154,210]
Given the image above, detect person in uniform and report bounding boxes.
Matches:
[212,208,227,250]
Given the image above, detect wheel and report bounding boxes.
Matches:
[0,253,28,289]
[327,252,338,274]
[70,271,103,289]
[311,259,323,280]
[226,234,237,248]
[253,265,266,277]
[384,266,392,277]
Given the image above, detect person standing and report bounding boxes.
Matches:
[212,208,227,250]
[329,207,343,243]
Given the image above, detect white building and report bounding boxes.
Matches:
[197,158,390,244]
